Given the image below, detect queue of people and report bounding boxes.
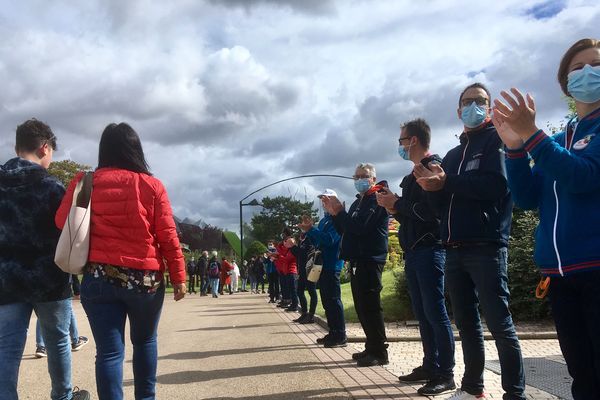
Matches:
[0,37,597,400]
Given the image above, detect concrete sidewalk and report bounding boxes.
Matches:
[18,292,570,399]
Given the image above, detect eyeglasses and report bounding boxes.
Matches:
[398,136,412,144]
[353,174,372,180]
[460,97,489,107]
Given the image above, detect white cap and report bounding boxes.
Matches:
[317,188,338,198]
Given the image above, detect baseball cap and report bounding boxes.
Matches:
[317,188,338,198]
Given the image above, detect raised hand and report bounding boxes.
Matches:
[493,88,539,141]
[375,188,398,212]
[491,107,524,149]
[297,215,314,232]
[415,163,446,192]
[321,195,344,216]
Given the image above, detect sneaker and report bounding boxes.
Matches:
[417,377,456,396]
[277,302,290,308]
[268,299,276,303]
[398,365,434,383]
[72,336,89,351]
[299,314,315,324]
[351,349,368,360]
[35,346,47,358]
[316,334,331,344]
[357,353,389,367]
[323,338,348,348]
[444,389,486,399]
[72,387,91,400]
[293,313,307,322]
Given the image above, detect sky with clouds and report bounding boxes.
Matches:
[1,0,598,232]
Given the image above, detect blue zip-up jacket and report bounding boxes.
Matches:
[429,122,513,246]
[264,258,276,274]
[332,190,389,263]
[506,106,600,277]
[0,158,70,304]
[306,214,344,271]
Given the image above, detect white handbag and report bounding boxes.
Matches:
[54,172,93,274]
[306,250,323,283]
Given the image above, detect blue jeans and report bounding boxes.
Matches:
[0,299,73,400]
[209,277,220,296]
[445,245,525,400]
[288,274,299,308]
[36,310,79,347]
[298,272,318,315]
[405,246,455,379]
[319,269,346,340]
[81,273,165,400]
[548,270,600,399]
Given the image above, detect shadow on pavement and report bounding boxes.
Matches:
[153,344,323,361]
[177,322,288,332]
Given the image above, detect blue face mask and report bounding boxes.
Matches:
[567,64,600,104]
[354,178,372,193]
[398,143,412,160]
[460,102,487,128]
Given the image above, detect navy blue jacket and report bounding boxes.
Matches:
[0,158,70,304]
[506,107,600,276]
[393,154,443,251]
[305,214,344,271]
[430,122,512,246]
[332,190,389,263]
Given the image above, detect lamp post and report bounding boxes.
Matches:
[239,198,262,262]
[238,174,353,261]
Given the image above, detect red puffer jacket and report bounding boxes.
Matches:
[55,168,186,284]
[274,243,297,275]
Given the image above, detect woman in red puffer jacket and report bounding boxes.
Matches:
[55,123,186,400]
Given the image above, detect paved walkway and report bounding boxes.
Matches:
[18,292,570,399]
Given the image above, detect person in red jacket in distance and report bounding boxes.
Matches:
[220,257,234,295]
[55,122,186,400]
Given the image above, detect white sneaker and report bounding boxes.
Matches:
[445,389,486,400]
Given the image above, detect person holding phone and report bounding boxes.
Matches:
[377,119,455,396]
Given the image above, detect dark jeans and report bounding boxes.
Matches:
[445,245,524,400]
[81,273,165,400]
[404,246,455,379]
[200,276,208,294]
[280,274,290,301]
[350,261,386,356]
[71,274,81,296]
[268,272,280,300]
[548,270,600,399]
[319,269,346,340]
[188,274,196,293]
[287,273,299,308]
[298,272,318,315]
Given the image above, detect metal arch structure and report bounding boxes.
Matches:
[239,174,353,260]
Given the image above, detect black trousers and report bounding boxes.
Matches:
[268,272,280,300]
[350,261,387,356]
[188,274,196,293]
[298,273,318,314]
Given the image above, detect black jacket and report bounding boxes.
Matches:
[429,122,512,246]
[0,158,70,304]
[332,188,389,263]
[197,255,209,277]
[393,154,442,251]
[290,235,315,279]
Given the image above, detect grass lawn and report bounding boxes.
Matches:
[314,268,412,323]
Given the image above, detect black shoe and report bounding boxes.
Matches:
[277,302,290,308]
[417,377,456,396]
[357,353,388,367]
[293,313,307,322]
[398,365,433,383]
[72,387,91,400]
[299,314,315,324]
[285,306,299,312]
[351,349,368,360]
[323,338,348,348]
[316,334,331,344]
[268,299,276,303]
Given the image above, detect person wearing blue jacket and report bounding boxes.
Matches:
[492,38,600,400]
[299,189,346,346]
[415,83,525,400]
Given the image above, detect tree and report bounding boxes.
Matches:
[245,241,268,260]
[48,160,91,187]
[250,196,318,243]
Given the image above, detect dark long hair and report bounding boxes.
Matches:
[97,123,151,175]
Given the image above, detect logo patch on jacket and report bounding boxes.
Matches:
[465,159,480,171]
[573,134,596,150]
